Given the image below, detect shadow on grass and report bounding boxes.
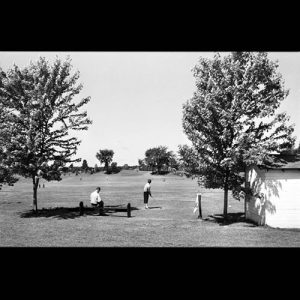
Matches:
[0,201,22,205]
[19,205,139,220]
[148,206,162,209]
[203,212,257,227]
[150,171,170,175]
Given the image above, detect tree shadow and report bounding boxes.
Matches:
[246,167,281,225]
[19,205,139,220]
[204,212,257,227]
[105,205,139,212]
[147,206,163,209]
[150,171,169,175]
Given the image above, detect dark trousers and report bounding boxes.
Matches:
[144,192,149,204]
[92,201,104,208]
[92,201,104,215]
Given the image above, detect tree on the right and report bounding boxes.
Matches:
[182,52,296,220]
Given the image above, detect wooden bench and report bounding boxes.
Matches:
[79,201,132,218]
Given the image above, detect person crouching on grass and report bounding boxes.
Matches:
[143,179,152,209]
[90,187,103,209]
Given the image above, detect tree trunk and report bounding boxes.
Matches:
[223,171,229,220]
[244,166,249,219]
[223,186,228,220]
[157,166,161,174]
[32,176,39,212]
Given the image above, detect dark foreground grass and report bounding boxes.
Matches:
[1,170,300,247]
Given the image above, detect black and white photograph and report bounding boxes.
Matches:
[1,51,300,247]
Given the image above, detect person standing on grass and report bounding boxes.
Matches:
[90,187,102,207]
[143,179,152,209]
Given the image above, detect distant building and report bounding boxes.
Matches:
[245,155,300,228]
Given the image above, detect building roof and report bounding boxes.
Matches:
[276,161,300,169]
[266,154,300,170]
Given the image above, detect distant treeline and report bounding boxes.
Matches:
[65,164,139,175]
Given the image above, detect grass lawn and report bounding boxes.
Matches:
[1,170,300,247]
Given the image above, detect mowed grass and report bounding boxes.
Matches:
[1,170,300,247]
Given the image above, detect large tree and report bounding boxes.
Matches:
[0,57,92,211]
[182,52,295,219]
[143,146,175,174]
[96,149,114,173]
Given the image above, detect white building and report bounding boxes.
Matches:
[245,155,300,228]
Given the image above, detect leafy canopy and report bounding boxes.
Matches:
[96,149,114,167]
[143,146,175,173]
[182,52,295,198]
[0,56,92,183]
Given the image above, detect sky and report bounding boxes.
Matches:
[0,52,299,166]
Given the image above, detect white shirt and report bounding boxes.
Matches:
[90,190,102,204]
[144,183,151,193]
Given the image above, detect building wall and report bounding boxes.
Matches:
[246,166,300,228]
[245,165,267,226]
[264,170,300,228]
